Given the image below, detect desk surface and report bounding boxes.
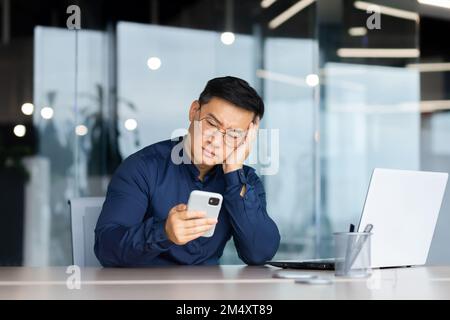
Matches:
[1,265,450,299]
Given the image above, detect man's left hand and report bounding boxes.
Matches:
[223,118,259,174]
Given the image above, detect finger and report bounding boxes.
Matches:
[184,218,218,228]
[183,232,205,243]
[245,123,258,151]
[239,127,253,155]
[175,204,187,211]
[180,210,207,220]
[184,224,214,235]
[254,116,260,128]
[183,230,212,242]
[243,124,253,144]
[248,122,258,141]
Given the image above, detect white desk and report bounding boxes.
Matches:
[0,265,450,299]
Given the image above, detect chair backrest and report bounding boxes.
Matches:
[69,197,105,267]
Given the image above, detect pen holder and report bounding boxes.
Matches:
[333,232,372,278]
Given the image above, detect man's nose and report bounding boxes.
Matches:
[208,130,223,147]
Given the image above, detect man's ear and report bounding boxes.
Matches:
[189,100,200,122]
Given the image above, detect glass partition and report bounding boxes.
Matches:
[29,1,319,265]
[32,27,110,265]
[317,0,421,256]
[6,0,447,267]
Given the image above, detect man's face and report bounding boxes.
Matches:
[187,97,255,167]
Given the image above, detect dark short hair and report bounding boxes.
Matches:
[198,76,264,119]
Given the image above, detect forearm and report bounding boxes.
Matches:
[223,169,280,265]
[94,218,173,267]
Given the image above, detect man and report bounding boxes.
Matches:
[94,76,280,266]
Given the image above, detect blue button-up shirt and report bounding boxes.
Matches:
[94,137,280,266]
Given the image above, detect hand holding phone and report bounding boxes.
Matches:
[187,191,223,237]
[164,202,218,245]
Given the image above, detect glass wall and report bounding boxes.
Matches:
[2,0,450,266]
[32,27,110,264]
[26,0,320,265]
[317,0,422,256]
[263,37,318,260]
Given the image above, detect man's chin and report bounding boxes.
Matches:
[200,157,218,166]
[191,153,218,166]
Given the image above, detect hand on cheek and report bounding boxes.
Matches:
[223,120,259,174]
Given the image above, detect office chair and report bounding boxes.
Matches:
[68,197,105,267]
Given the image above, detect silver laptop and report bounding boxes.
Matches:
[267,168,448,270]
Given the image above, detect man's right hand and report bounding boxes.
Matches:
[164,204,218,245]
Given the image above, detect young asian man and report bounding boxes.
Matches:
[94,76,280,266]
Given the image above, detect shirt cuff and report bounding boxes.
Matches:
[224,168,247,187]
[224,169,248,200]
[148,219,173,251]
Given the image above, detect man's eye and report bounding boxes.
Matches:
[205,119,216,127]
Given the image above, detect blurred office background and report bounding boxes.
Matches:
[0,0,449,266]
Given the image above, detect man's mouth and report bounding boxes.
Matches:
[202,147,216,159]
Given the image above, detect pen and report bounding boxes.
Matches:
[362,224,373,234]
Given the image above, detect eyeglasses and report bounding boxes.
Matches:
[197,113,248,147]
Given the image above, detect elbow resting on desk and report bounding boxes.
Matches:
[94,227,126,267]
[237,228,281,266]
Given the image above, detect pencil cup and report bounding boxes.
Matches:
[333,232,372,278]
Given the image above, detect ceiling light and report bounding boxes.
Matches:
[407,62,450,72]
[13,125,26,137]
[220,32,235,45]
[261,0,277,8]
[21,103,34,115]
[354,1,419,22]
[269,0,316,29]
[147,57,161,70]
[417,0,450,9]
[348,27,367,36]
[305,74,320,87]
[40,107,54,120]
[337,48,420,58]
[124,118,138,131]
[75,125,88,136]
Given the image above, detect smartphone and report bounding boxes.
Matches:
[187,190,223,237]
